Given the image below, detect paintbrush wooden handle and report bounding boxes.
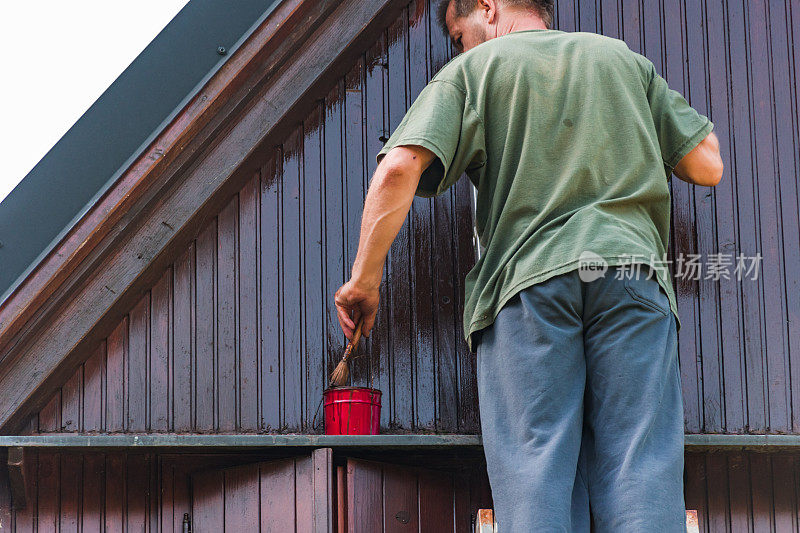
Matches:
[342,316,365,362]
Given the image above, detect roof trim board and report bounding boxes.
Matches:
[0,0,405,433]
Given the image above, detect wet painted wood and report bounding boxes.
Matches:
[0,0,409,434]
[16,0,800,438]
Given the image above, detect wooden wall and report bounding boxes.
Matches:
[24,0,478,436]
[685,452,800,532]
[6,451,168,532]
[22,0,800,436]
[341,457,492,532]
[3,451,798,532]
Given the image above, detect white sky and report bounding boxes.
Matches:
[0,0,191,203]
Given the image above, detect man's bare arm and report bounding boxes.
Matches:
[672,131,724,186]
[335,144,437,340]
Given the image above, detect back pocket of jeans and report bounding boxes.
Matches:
[624,279,669,316]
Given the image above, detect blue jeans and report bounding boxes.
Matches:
[476,266,685,532]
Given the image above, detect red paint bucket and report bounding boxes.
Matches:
[323,387,381,435]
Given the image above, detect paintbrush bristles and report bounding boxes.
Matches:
[329,316,365,387]
[330,361,350,387]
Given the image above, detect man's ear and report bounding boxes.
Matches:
[477,0,498,24]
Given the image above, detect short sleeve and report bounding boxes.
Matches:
[642,60,714,171]
[375,80,487,198]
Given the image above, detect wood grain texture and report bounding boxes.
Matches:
[685,452,800,532]
[344,457,492,533]
[188,454,328,532]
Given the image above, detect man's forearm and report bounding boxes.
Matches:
[350,161,419,289]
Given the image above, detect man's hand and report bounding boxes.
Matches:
[335,280,380,340]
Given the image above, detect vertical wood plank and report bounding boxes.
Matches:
[11,450,38,533]
[408,0,437,432]
[106,318,127,432]
[128,294,150,432]
[383,465,419,533]
[282,130,304,430]
[364,32,389,405]
[238,174,260,431]
[173,244,195,432]
[386,8,415,430]
[126,454,150,533]
[83,342,105,432]
[261,154,282,431]
[749,452,774,532]
[151,268,172,431]
[683,454,708,533]
[105,454,125,532]
[343,56,368,387]
[453,178,479,432]
[61,365,82,432]
[705,453,730,532]
[59,454,82,533]
[771,454,798,532]
[419,469,455,531]
[217,196,239,432]
[37,452,59,533]
[260,458,298,530]
[726,453,752,533]
[224,463,261,532]
[196,221,217,432]
[38,390,61,432]
[295,456,314,533]
[346,458,383,533]
[192,468,225,533]
[302,106,326,430]
[312,448,334,533]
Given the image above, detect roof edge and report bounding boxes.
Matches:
[0,0,297,350]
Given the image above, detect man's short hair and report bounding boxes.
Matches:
[435,0,555,37]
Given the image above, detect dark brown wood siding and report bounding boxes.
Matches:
[23,0,800,436]
[555,0,800,434]
[7,451,166,532]
[685,452,800,532]
[341,457,492,532]
[24,0,478,436]
[2,452,328,533]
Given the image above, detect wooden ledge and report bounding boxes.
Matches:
[0,434,484,450]
[1,434,799,451]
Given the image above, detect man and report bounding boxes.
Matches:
[334,0,723,530]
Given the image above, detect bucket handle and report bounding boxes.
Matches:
[311,395,325,432]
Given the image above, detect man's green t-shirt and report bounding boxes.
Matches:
[376,29,713,352]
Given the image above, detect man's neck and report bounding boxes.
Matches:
[494,11,548,37]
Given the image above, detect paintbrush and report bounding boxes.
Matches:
[329,315,365,387]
